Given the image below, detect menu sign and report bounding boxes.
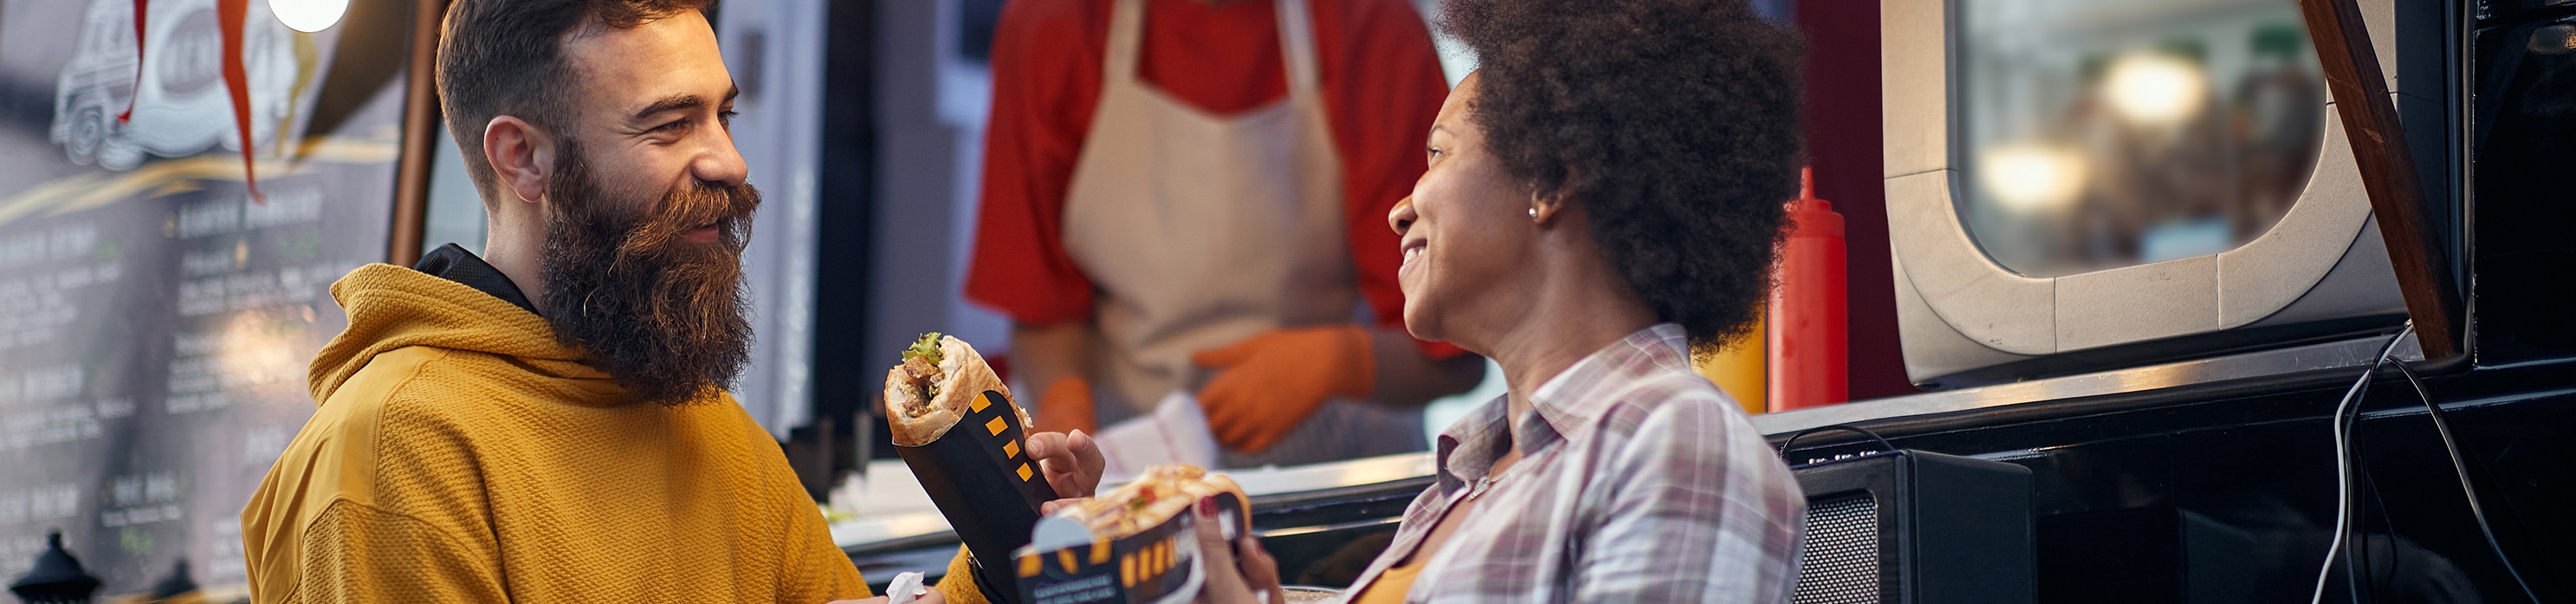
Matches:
[0,0,414,594]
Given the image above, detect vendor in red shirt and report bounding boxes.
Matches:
[967,0,1485,467]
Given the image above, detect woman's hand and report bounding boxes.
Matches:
[1026,429,1106,498]
[1191,496,1284,604]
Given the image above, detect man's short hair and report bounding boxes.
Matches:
[436,0,713,196]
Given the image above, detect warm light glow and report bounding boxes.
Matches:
[269,0,349,33]
[2102,53,2209,126]
[2530,25,2576,55]
[1977,143,2090,213]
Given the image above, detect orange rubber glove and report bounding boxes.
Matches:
[1190,325,1375,453]
[1032,374,1097,435]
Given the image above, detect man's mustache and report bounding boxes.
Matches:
[611,180,762,262]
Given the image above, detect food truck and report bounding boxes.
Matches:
[839,0,2573,601]
[0,0,2566,601]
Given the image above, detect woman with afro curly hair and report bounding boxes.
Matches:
[1187,0,1809,601]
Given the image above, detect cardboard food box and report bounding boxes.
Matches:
[1010,477,1250,604]
[893,389,1060,603]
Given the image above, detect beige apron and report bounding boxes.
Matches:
[1059,0,1424,467]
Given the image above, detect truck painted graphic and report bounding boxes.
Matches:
[50,0,301,172]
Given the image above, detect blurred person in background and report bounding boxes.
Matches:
[1190,0,1809,600]
[239,1,1097,601]
[2230,24,2326,242]
[968,0,1485,466]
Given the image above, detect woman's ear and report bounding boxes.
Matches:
[1530,165,1590,225]
[1531,183,1577,225]
[483,116,555,205]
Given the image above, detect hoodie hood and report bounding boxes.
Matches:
[308,263,606,404]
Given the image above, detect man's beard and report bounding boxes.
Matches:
[539,143,761,406]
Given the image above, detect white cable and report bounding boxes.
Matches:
[2308,324,2414,604]
[2392,356,2545,602]
[2307,360,2372,604]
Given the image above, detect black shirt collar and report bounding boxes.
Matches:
[413,244,540,316]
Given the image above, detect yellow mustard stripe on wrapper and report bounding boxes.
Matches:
[1092,538,1113,564]
[1003,440,1020,458]
[1018,463,1034,481]
[1019,554,1041,578]
[972,392,993,412]
[1121,554,1136,588]
[1058,549,1079,574]
[986,416,1008,436]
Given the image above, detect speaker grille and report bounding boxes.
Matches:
[1792,494,1882,604]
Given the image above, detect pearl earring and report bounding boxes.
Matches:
[1529,207,1540,220]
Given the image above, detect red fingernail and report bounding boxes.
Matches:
[1196,496,1216,516]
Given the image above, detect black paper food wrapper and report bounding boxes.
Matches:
[1011,491,1249,604]
[895,389,1061,604]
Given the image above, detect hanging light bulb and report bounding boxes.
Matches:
[1977,142,2090,213]
[2102,52,2210,127]
[269,0,350,33]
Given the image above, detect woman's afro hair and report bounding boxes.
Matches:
[1440,0,1803,356]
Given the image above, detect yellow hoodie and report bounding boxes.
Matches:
[239,264,978,603]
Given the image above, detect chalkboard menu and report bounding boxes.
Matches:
[0,0,418,594]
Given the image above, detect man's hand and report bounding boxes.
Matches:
[1191,325,1374,453]
[1039,497,1087,516]
[1191,496,1283,604]
[1026,429,1105,499]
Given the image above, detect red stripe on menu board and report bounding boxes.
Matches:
[120,0,146,121]
[218,0,263,202]
[120,0,268,202]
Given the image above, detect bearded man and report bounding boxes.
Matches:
[238,1,1101,602]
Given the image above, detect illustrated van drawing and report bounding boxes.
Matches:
[51,0,301,171]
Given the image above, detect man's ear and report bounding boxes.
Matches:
[482,116,555,205]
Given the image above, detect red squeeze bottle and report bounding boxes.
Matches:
[1767,167,1848,410]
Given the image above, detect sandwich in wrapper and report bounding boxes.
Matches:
[884,334,1060,604]
[1013,465,1251,604]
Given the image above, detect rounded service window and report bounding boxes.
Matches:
[1958,0,2327,277]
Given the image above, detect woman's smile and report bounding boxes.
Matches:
[1399,237,1428,278]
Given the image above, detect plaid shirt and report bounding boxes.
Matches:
[1343,324,1806,602]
